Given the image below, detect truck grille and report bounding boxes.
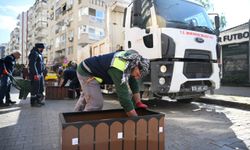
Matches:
[183,50,212,78]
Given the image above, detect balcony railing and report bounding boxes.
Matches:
[35,1,47,12]
[35,21,48,31]
[35,32,47,39]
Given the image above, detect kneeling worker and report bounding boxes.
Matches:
[74,50,149,117]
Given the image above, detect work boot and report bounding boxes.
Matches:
[37,94,45,105]
[6,100,16,105]
[30,96,42,107]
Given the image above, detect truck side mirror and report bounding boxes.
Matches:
[214,16,220,36]
[214,16,220,30]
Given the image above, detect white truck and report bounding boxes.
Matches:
[90,0,221,101]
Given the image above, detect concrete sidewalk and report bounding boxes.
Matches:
[0,88,120,150]
[203,86,250,107]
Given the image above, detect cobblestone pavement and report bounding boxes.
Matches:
[145,100,250,150]
[0,87,250,150]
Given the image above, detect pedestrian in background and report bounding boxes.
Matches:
[60,61,81,98]
[28,43,46,107]
[0,51,21,107]
[74,50,149,117]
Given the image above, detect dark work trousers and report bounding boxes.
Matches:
[30,74,44,100]
[0,75,11,104]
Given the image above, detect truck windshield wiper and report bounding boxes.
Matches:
[193,26,215,34]
[167,20,190,29]
[167,20,189,25]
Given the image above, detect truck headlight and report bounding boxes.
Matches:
[160,65,167,73]
[159,77,165,85]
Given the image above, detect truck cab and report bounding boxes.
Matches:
[123,0,221,100]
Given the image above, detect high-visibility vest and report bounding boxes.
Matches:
[95,51,127,84]
[111,51,127,72]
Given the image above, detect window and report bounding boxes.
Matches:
[96,10,104,19]
[55,36,60,48]
[79,25,87,33]
[89,8,96,16]
[79,7,88,18]
[67,46,73,55]
[88,27,95,34]
[68,0,74,5]
[69,30,74,38]
[131,0,152,28]
[55,7,61,19]
[60,33,66,43]
[62,3,67,15]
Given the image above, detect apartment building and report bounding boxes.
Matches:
[27,0,49,64]
[0,45,6,58]
[27,6,35,58]
[47,0,106,65]
[17,12,29,65]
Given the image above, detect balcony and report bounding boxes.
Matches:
[79,15,104,28]
[59,42,66,50]
[35,0,47,12]
[35,21,48,31]
[28,32,33,37]
[35,32,47,40]
[78,33,89,46]
[78,33,102,46]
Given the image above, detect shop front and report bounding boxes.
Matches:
[219,21,250,85]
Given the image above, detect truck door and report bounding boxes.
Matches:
[124,0,162,59]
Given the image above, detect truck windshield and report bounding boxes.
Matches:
[154,0,214,34]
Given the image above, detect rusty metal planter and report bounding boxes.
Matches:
[59,109,165,150]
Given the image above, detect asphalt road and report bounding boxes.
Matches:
[105,94,250,150]
[143,99,250,150]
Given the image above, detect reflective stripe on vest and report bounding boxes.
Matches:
[94,76,103,83]
[94,51,127,84]
[111,51,127,72]
[111,57,127,71]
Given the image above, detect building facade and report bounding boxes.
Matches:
[17,12,29,65]
[219,21,250,85]
[8,27,21,63]
[27,0,49,64]
[47,0,106,66]
[0,46,6,58]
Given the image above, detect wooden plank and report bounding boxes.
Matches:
[95,123,109,150]
[124,120,135,150]
[110,121,123,150]
[148,118,158,150]
[79,124,94,150]
[62,126,78,150]
[136,119,147,150]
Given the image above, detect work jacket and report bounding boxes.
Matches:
[78,51,139,112]
[28,47,45,76]
[0,54,16,76]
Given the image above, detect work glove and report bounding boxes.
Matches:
[34,75,40,81]
[3,69,9,75]
[136,101,148,109]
